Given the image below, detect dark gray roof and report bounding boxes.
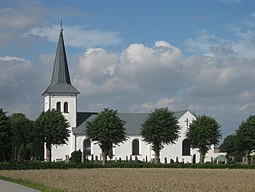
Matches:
[43,29,79,95]
[77,112,98,127]
[73,110,191,136]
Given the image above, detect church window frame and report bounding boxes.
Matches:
[56,102,61,112]
[182,139,191,156]
[132,139,139,155]
[64,102,68,113]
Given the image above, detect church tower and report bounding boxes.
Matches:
[42,27,79,161]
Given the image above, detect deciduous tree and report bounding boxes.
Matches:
[236,115,255,164]
[0,108,11,161]
[36,109,69,162]
[9,113,32,161]
[186,115,221,163]
[85,108,126,165]
[141,108,180,164]
[220,134,242,162]
[29,121,44,161]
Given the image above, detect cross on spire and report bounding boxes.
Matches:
[185,118,189,127]
[60,18,63,32]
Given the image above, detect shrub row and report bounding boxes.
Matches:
[0,161,255,170]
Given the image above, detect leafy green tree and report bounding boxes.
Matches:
[85,108,127,165]
[0,108,11,161]
[186,115,221,163]
[141,108,180,164]
[220,134,242,162]
[36,109,70,162]
[236,115,255,164]
[29,121,44,161]
[9,113,33,161]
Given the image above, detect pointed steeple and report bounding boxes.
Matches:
[43,28,79,95]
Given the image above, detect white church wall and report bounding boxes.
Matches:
[191,146,215,163]
[113,135,151,162]
[75,135,85,152]
[158,111,193,163]
[71,111,216,164]
[51,139,72,162]
[75,135,102,161]
[44,94,77,161]
[46,94,77,127]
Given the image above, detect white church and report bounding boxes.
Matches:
[42,28,216,164]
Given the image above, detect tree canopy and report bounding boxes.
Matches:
[9,113,33,161]
[186,115,221,163]
[85,108,126,165]
[36,109,69,162]
[220,134,242,162]
[141,108,180,163]
[0,108,11,161]
[236,115,255,159]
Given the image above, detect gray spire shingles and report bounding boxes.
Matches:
[43,29,79,95]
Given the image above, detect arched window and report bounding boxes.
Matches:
[56,102,61,112]
[182,139,191,156]
[64,102,68,113]
[132,139,139,155]
[83,139,91,156]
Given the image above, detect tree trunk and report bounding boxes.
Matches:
[200,153,205,163]
[245,152,249,165]
[155,150,160,164]
[102,150,106,165]
[46,143,51,162]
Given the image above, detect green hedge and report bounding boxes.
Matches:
[0,161,255,170]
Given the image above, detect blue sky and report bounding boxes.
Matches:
[0,0,255,139]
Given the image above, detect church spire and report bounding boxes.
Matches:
[43,27,79,95]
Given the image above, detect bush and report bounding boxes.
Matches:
[70,150,82,163]
[1,161,255,170]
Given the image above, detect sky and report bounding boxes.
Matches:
[0,0,255,139]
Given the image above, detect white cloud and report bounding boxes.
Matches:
[0,2,44,48]
[185,31,234,57]
[132,97,178,113]
[218,0,242,3]
[239,102,255,111]
[25,25,121,48]
[238,90,255,101]
[119,41,182,82]
[0,56,29,62]
[0,56,31,87]
[0,55,42,119]
[70,39,255,139]
[0,2,42,30]
[74,41,183,97]
[185,25,255,59]
[74,48,130,96]
[77,39,255,139]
